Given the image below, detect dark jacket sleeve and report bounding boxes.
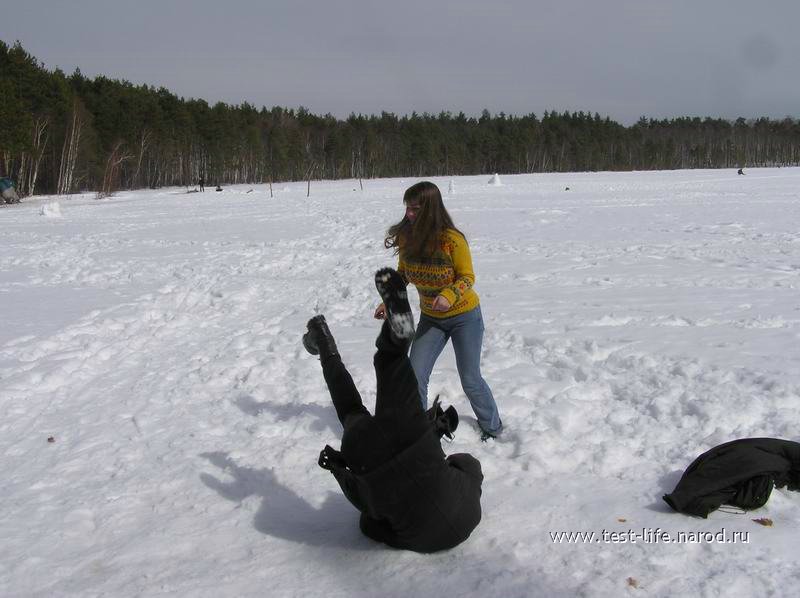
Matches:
[330,465,369,513]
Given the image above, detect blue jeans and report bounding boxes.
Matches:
[409,306,502,434]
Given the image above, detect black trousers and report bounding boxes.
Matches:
[321,321,429,468]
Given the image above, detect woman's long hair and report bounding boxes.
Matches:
[384,181,464,259]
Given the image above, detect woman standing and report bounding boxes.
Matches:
[375,181,503,440]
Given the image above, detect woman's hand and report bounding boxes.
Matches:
[431,295,451,312]
[374,303,387,319]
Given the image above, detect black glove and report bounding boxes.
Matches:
[427,395,459,440]
[318,444,347,471]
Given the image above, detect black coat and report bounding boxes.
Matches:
[664,438,800,518]
[328,427,483,553]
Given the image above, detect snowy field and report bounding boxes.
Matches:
[2,168,799,597]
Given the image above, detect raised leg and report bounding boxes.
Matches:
[321,355,369,427]
[373,321,423,418]
[304,315,368,426]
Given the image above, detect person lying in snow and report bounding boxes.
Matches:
[303,267,483,552]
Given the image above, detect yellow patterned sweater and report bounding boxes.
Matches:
[397,228,480,319]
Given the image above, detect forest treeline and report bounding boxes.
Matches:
[2,40,800,197]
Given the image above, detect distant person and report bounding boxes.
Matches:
[0,177,20,204]
[376,181,503,441]
[304,268,483,552]
[199,177,205,191]
[215,184,222,192]
[738,168,745,175]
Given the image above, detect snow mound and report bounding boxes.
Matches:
[488,173,502,186]
[39,201,62,218]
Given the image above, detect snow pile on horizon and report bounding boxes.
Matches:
[1,169,800,597]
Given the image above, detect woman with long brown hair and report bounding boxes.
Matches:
[375,181,503,441]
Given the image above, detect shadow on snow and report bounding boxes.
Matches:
[199,451,372,550]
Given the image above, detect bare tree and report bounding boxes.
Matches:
[305,162,317,197]
[98,141,133,198]
[57,101,84,195]
[131,128,152,189]
[22,116,50,197]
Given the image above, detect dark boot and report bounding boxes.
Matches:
[480,419,503,442]
[303,315,339,360]
[375,267,415,341]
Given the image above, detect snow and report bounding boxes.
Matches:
[1,169,800,597]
